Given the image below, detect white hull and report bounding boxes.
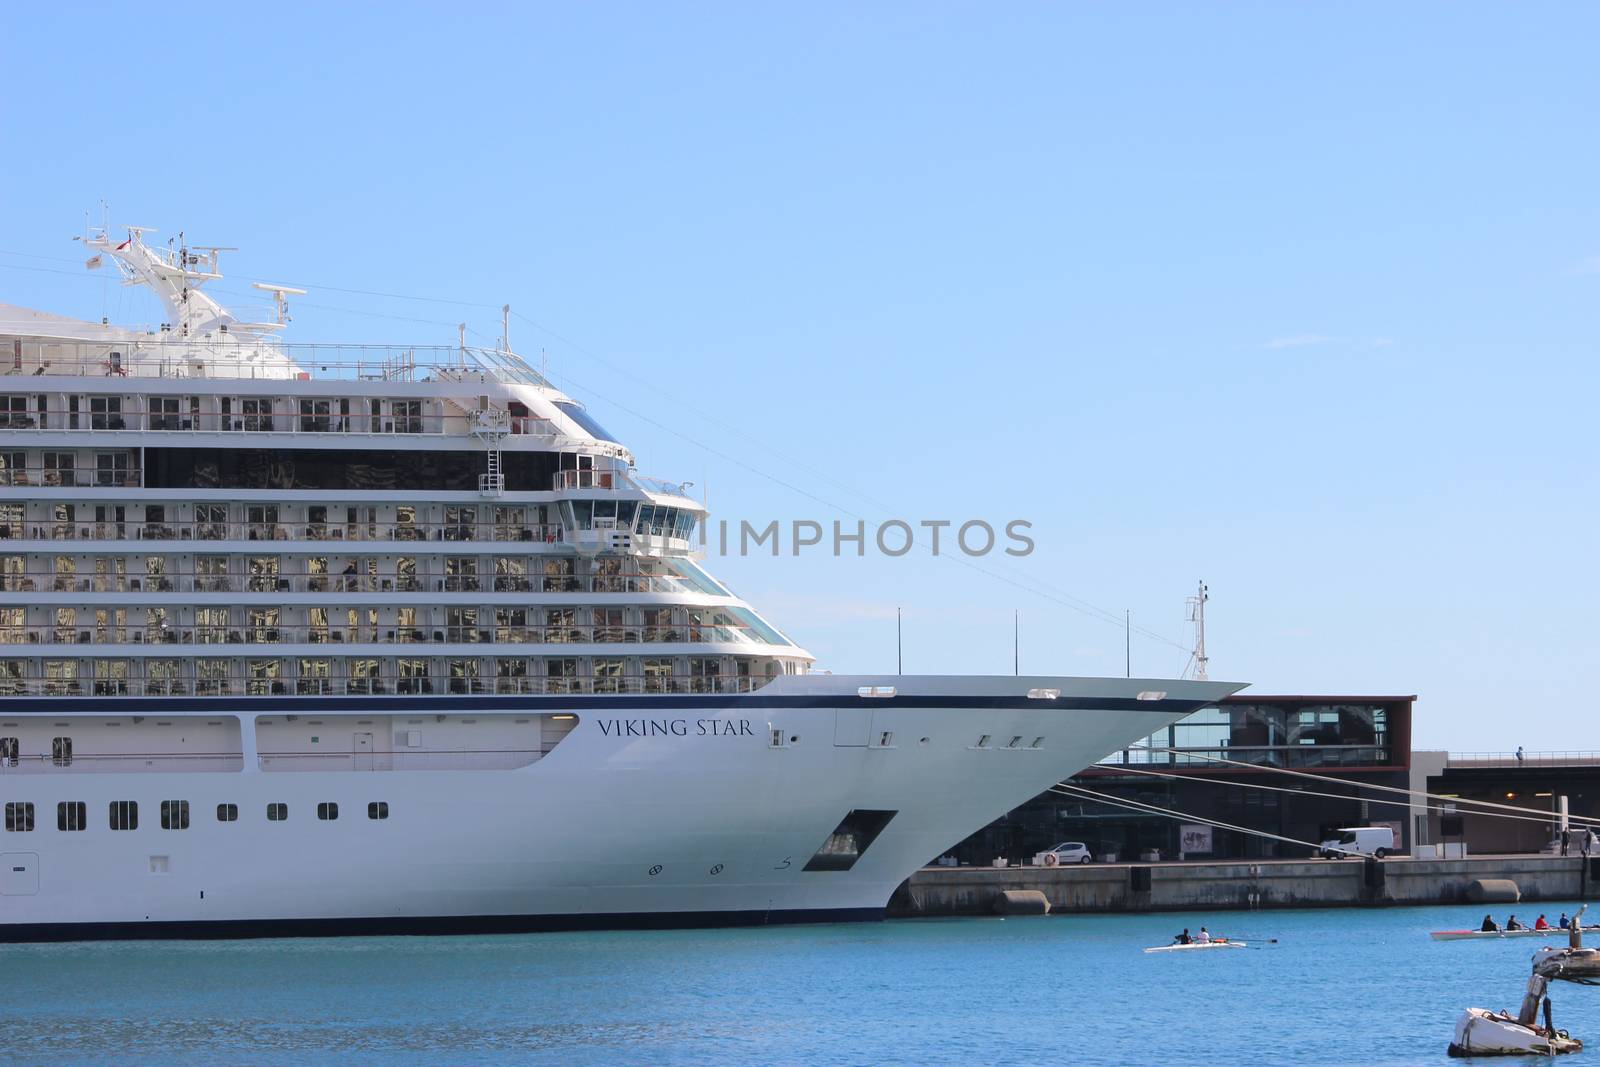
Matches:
[0,674,1237,939]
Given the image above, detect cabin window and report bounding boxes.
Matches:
[57,801,86,831]
[159,800,190,830]
[317,802,338,821]
[0,737,17,767]
[217,803,238,823]
[241,398,272,432]
[368,802,389,820]
[109,800,138,830]
[4,801,34,832]
[51,736,73,767]
[267,803,288,822]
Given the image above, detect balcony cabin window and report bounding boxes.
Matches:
[391,399,422,433]
[347,657,381,694]
[643,658,674,693]
[643,607,678,643]
[0,457,23,490]
[144,555,171,592]
[306,556,330,592]
[368,802,389,820]
[94,607,125,644]
[0,555,23,593]
[145,605,169,643]
[195,658,230,696]
[196,503,228,540]
[240,398,272,432]
[49,504,75,540]
[397,658,430,695]
[267,802,287,821]
[92,555,127,593]
[0,661,24,696]
[494,557,528,592]
[308,605,331,642]
[146,659,185,696]
[443,557,478,591]
[246,505,280,541]
[495,607,528,643]
[43,661,79,696]
[543,557,575,592]
[49,611,76,646]
[159,800,190,830]
[446,607,479,644]
[52,556,75,593]
[93,659,132,697]
[394,505,419,541]
[688,657,720,694]
[94,451,135,488]
[94,504,128,540]
[594,608,628,643]
[592,556,625,593]
[495,657,528,693]
[57,801,86,831]
[89,396,123,430]
[217,803,238,822]
[195,606,229,644]
[247,556,279,592]
[196,556,229,593]
[4,802,34,832]
[43,451,75,487]
[447,658,480,694]
[545,657,578,693]
[0,607,22,644]
[317,802,338,821]
[592,658,624,693]
[109,800,138,830]
[393,556,419,592]
[298,399,332,432]
[150,397,181,430]
[298,659,333,695]
[544,608,577,644]
[444,506,475,541]
[0,395,27,427]
[246,658,284,696]
[50,736,73,767]
[0,736,17,767]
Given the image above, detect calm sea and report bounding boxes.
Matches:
[0,905,1590,1066]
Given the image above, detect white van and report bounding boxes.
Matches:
[1318,826,1395,859]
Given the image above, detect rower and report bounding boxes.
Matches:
[1506,915,1526,931]
[1535,914,1551,931]
[1480,914,1498,932]
[1196,926,1212,944]
[1174,928,1192,945]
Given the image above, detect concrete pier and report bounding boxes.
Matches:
[889,855,1600,917]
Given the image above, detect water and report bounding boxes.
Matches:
[0,906,1591,1066]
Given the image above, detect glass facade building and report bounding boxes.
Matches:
[950,695,1415,864]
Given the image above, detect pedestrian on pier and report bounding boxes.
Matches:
[1515,746,1525,765]
[1562,827,1571,856]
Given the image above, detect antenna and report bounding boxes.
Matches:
[501,304,511,353]
[1185,581,1210,680]
[251,282,307,326]
[1125,610,1131,678]
[897,607,903,676]
[1013,610,1019,676]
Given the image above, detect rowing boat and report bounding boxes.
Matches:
[1430,927,1598,942]
[1144,939,1248,953]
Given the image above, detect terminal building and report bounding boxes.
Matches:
[951,694,1419,864]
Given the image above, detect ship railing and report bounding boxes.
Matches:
[0,752,245,774]
[0,621,772,648]
[0,673,773,698]
[0,518,569,545]
[0,407,476,437]
[0,570,710,597]
[1,338,552,387]
[1098,743,1394,769]
[1447,750,1600,768]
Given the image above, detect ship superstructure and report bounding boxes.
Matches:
[0,225,1242,940]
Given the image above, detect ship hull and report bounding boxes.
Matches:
[0,676,1240,941]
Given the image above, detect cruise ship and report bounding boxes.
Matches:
[0,224,1243,940]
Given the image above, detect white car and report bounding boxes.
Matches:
[1318,826,1395,859]
[1034,842,1093,866]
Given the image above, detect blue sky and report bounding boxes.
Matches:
[3,5,1596,748]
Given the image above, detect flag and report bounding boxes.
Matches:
[85,255,103,270]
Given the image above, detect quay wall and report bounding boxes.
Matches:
[889,856,1599,917]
